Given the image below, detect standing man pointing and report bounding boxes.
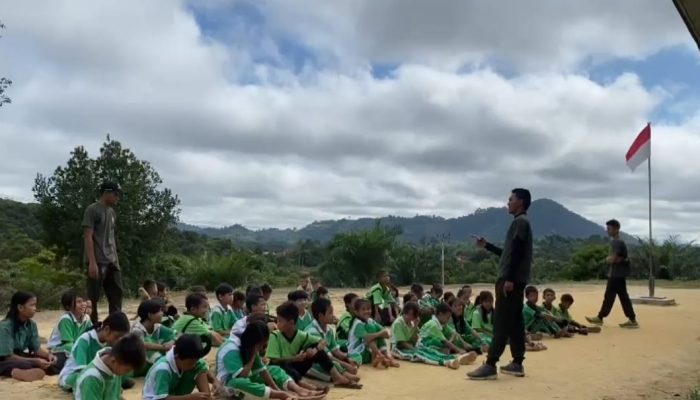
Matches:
[468,188,533,380]
[83,181,124,324]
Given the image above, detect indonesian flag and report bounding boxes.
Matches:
[625,123,651,172]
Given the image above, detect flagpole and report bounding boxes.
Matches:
[647,122,655,298]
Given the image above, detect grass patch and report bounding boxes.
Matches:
[687,385,700,400]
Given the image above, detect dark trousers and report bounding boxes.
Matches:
[279,348,335,382]
[87,263,124,324]
[486,280,526,367]
[598,277,636,321]
[0,353,65,376]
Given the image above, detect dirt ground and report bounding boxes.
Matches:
[1,283,699,400]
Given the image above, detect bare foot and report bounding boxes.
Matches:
[458,351,478,365]
[445,359,460,370]
[11,368,46,382]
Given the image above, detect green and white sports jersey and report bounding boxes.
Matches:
[391,316,417,346]
[265,330,320,360]
[142,348,209,400]
[210,304,236,333]
[419,316,456,347]
[419,294,440,310]
[74,348,122,400]
[365,283,393,310]
[296,311,314,331]
[48,312,92,354]
[172,315,211,337]
[59,329,105,390]
[469,308,493,334]
[232,308,246,322]
[347,318,383,356]
[230,315,247,337]
[304,320,339,354]
[215,336,266,385]
[132,321,176,364]
[336,311,352,340]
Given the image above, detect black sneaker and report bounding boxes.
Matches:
[121,378,136,390]
[500,362,525,377]
[467,363,497,380]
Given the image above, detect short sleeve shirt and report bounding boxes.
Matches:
[469,309,493,334]
[210,304,235,333]
[390,317,416,346]
[142,349,208,399]
[74,349,121,400]
[337,312,352,339]
[81,202,118,266]
[172,315,211,336]
[365,284,393,310]
[609,238,630,278]
[0,318,40,357]
[419,316,454,343]
[216,337,265,384]
[304,320,339,353]
[266,330,319,359]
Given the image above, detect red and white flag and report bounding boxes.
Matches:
[625,123,651,172]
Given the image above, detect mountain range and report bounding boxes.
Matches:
[179,198,613,246]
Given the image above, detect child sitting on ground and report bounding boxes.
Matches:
[347,299,399,369]
[210,283,236,337]
[267,302,350,390]
[305,298,362,388]
[523,286,571,338]
[442,292,456,305]
[231,293,276,336]
[0,291,61,382]
[139,280,158,301]
[336,293,358,350]
[172,293,224,346]
[419,284,443,325]
[458,286,475,322]
[542,288,569,329]
[261,284,276,322]
[142,334,213,400]
[217,321,325,400]
[391,301,460,369]
[48,291,92,371]
[403,292,418,305]
[447,297,488,354]
[288,290,313,331]
[419,303,478,364]
[231,290,246,322]
[469,291,495,344]
[365,270,396,326]
[60,312,131,391]
[74,334,146,400]
[131,299,176,375]
[557,293,601,334]
[155,282,179,328]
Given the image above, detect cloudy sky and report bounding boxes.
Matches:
[1,0,699,240]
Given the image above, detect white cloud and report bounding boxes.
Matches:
[0,0,699,240]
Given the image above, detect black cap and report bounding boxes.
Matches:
[100,181,122,195]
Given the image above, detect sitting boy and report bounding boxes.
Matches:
[266,301,346,391]
[287,290,313,331]
[142,334,214,400]
[523,286,571,338]
[557,294,600,334]
[230,293,275,337]
[419,284,443,325]
[210,283,236,337]
[391,302,461,369]
[305,298,362,388]
[336,293,358,351]
[418,303,478,365]
[73,334,146,400]
[172,293,224,346]
[364,270,395,326]
[347,299,399,369]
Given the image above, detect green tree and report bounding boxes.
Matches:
[568,243,607,281]
[32,136,180,289]
[0,21,11,107]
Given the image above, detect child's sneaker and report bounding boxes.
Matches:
[585,316,603,325]
[466,363,497,380]
[500,362,525,377]
[445,359,460,370]
[619,320,639,329]
[458,351,478,365]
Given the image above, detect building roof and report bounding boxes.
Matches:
[674,0,700,51]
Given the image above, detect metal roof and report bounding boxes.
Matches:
[674,0,700,51]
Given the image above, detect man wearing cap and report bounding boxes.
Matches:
[82,181,124,324]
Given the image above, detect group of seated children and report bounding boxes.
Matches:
[1,274,599,400]
[524,286,601,339]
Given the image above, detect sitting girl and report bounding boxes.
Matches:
[59,312,131,391]
[0,291,60,382]
[347,299,399,369]
[47,291,92,371]
[469,291,494,345]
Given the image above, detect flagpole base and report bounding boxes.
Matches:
[631,296,677,306]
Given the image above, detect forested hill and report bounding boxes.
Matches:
[180,198,611,245]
